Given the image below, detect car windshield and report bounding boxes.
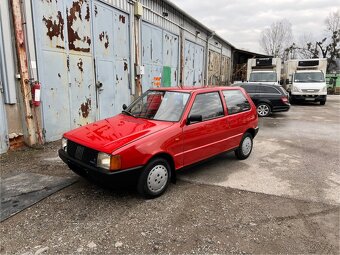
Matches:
[249,72,277,82]
[124,90,190,122]
[294,72,325,82]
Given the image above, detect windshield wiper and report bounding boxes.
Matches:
[122,110,135,117]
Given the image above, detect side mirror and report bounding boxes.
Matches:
[122,104,127,110]
[187,114,202,125]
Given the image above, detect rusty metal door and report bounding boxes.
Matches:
[162,31,179,87]
[93,1,131,119]
[32,0,71,141]
[66,0,96,128]
[184,40,204,86]
[141,22,163,91]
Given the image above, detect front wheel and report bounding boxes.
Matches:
[320,100,326,105]
[257,103,271,117]
[235,133,253,160]
[137,158,171,198]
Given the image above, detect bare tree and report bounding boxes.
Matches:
[259,19,293,58]
[324,10,340,72]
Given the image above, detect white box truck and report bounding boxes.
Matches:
[284,58,327,105]
[247,58,282,85]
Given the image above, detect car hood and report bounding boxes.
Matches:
[64,114,174,154]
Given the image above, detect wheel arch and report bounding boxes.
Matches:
[245,128,256,138]
[146,152,176,183]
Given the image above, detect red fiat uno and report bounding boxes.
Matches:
[59,87,258,198]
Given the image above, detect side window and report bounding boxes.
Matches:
[223,90,251,115]
[242,85,257,93]
[189,92,224,121]
[259,86,280,94]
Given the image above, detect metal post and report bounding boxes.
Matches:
[10,0,37,146]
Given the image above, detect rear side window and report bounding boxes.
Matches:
[189,92,224,121]
[223,90,251,115]
[242,85,257,93]
[258,86,280,94]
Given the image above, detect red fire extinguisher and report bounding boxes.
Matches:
[31,81,41,107]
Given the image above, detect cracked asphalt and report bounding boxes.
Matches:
[0,96,339,254]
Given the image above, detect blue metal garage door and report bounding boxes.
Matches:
[141,22,179,91]
[183,40,204,86]
[92,1,131,120]
[32,0,131,141]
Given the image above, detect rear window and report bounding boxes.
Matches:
[222,90,251,115]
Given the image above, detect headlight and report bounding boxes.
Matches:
[97,153,121,171]
[321,86,327,92]
[292,86,301,92]
[61,138,68,152]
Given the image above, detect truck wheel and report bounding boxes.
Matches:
[235,133,253,160]
[137,158,171,198]
[257,103,271,117]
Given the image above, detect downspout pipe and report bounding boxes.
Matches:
[205,31,215,86]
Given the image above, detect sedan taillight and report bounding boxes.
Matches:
[281,96,289,104]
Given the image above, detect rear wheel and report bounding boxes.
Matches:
[235,133,253,160]
[137,158,171,198]
[257,103,271,117]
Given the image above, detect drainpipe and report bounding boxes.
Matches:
[10,0,37,147]
[134,1,143,97]
[205,31,215,86]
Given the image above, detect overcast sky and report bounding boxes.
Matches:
[170,0,339,54]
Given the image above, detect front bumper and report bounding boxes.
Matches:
[291,94,326,102]
[58,149,143,181]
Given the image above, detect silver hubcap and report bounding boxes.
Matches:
[242,137,252,156]
[257,104,269,116]
[147,164,168,193]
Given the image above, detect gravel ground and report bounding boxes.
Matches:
[1,97,339,254]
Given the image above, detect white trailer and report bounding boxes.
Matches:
[284,58,327,105]
[246,58,282,85]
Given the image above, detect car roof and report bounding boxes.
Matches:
[233,82,282,88]
[150,86,241,93]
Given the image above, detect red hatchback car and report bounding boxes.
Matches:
[59,87,258,198]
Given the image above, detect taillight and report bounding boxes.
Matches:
[281,96,289,104]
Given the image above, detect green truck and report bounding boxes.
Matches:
[326,74,340,94]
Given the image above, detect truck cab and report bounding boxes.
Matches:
[247,58,281,85]
[287,59,327,105]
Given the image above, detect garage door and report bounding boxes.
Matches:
[141,22,179,91]
[32,0,131,141]
[183,40,204,86]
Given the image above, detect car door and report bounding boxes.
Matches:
[182,92,228,166]
[222,89,253,148]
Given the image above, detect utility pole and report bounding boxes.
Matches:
[11,0,37,146]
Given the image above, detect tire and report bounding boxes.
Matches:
[320,100,326,105]
[235,133,253,160]
[137,158,171,198]
[257,103,271,117]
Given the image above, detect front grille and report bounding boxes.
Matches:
[302,89,319,93]
[67,140,98,167]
